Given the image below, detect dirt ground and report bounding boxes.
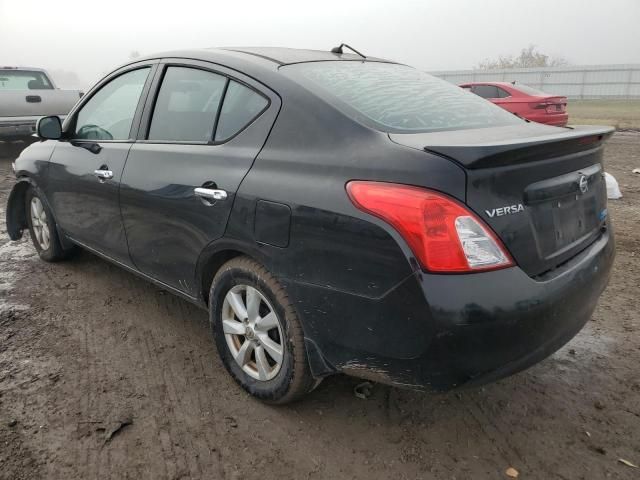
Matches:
[0,133,639,480]
[568,100,640,131]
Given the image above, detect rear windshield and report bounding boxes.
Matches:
[512,83,552,97]
[0,70,53,90]
[282,62,522,133]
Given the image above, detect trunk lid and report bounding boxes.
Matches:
[390,123,614,276]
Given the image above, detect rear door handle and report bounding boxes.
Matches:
[194,187,228,201]
[94,169,113,181]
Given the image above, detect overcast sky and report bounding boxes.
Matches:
[1,0,639,88]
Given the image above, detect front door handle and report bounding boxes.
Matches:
[94,169,113,181]
[194,187,228,201]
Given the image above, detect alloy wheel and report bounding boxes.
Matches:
[222,285,285,381]
[30,197,50,251]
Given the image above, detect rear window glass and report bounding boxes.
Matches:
[214,81,269,142]
[148,67,226,142]
[512,84,551,96]
[473,85,500,99]
[282,62,522,133]
[0,70,53,90]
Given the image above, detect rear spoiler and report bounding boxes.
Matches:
[390,125,615,169]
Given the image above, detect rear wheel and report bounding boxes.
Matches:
[25,188,75,262]
[209,256,315,403]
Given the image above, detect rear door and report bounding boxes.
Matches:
[120,59,280,295]
[46,63,156,265]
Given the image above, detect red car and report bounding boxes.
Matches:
[460,82,568,126]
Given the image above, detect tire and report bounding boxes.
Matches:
[25,187,74,262]
[209,256,315,404]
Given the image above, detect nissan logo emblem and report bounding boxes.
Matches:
[578,175,588,194]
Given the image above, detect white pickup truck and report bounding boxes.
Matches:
[0,67,82,143]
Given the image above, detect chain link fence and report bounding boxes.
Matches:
[430,64,640,99]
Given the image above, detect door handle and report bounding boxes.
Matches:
[194,187,228,201]
[94,169,113,181]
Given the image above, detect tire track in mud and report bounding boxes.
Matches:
[144,294,229,479]
[117,276,177,479]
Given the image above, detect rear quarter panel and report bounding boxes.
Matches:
[225,85,467,298]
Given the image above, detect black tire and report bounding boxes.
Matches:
[25,187,74,262]
[209,256,315,404]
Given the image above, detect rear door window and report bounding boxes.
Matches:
[148,67,227,142]
[214,81,269,142]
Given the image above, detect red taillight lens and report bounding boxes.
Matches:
[530,102,550,109]
[346,181,514,273]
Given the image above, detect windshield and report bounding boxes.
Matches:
[0,70,53,90]
[282,62,523,133]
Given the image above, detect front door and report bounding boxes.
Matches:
[120,62,279,295]
[47,65,155,265]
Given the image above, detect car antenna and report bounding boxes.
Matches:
[331,43,367,59]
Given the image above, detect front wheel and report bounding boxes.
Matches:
[209,256,315,404]
[25,187,75,262]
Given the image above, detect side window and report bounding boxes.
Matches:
[148,67,227,142]
[496,87,511,98]
[75,68,149,140]
[214,80,268,142]
[472,85,499,99]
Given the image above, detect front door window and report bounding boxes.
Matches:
[74,68,150,140]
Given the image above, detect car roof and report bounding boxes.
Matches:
[135,47,392,71]
[110,47,397,108]
[220,47,391,65]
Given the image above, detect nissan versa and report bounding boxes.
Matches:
[5,47,615,403]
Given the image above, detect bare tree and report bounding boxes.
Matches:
[476,45,568,70]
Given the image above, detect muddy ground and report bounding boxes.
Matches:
[0,133,639,480]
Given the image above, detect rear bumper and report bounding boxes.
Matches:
[290,228,614,390]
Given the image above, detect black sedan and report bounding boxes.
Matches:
[5,46,615,403]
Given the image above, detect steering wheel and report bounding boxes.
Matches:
[76,124,113,141]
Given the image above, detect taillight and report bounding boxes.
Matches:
[530,102,550,109]
[346,181,514,273]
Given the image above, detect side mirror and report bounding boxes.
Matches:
[36,115,62,140]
